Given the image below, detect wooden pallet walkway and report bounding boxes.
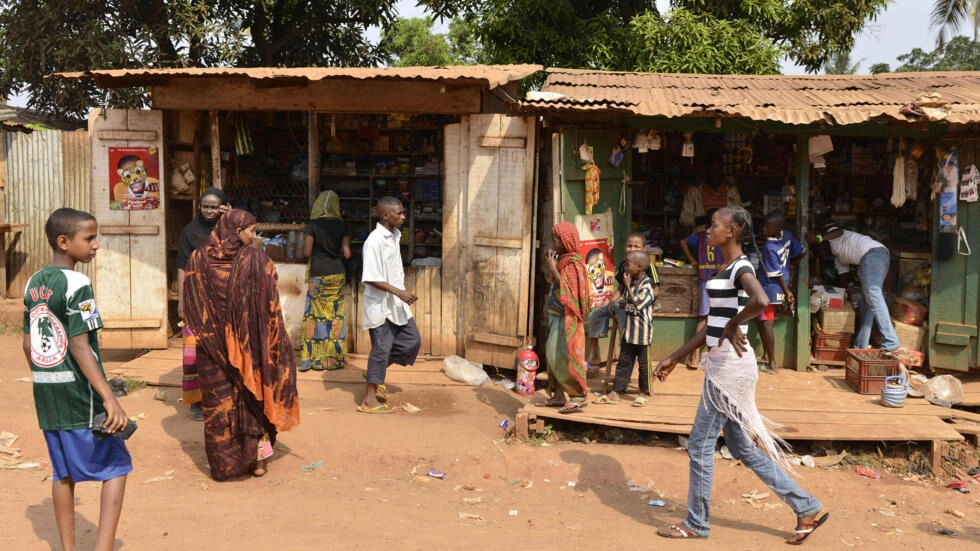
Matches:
[516,366,968,476]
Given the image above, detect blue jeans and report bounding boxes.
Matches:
[855,247,899,351]
[586,302,626,338]
[684,379,822,536]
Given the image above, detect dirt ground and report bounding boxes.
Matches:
[1,332,979,550]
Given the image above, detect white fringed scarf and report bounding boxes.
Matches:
[700,341,796,474]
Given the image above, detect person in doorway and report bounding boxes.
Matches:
[540,222,591,413]
[755,210,805,373]
[679,175,742,232]
[176,188,230,421]
[359,196,421,414]
[300,190,351,372]
[654,207,829,544]
[24,208,132,551]
[593,250,656,406]
[680,208,724,368]
[806,223,898,351]
[585,232,660,369]
[183,209,300,479]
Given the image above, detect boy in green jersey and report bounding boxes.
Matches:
[23,208,132,551]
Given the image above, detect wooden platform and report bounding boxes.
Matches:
[517,365,973,476]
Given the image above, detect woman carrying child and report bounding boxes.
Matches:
[653,207,828,545]
[540,222,591,413]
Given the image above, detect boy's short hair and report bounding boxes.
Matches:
[626,250,650,271]
[45,208,96,250]
[376,195,402,214]
[626,231,646,243]
[765,209,786,225]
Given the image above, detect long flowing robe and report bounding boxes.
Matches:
[183,209,300,480]
[546,222,590,400]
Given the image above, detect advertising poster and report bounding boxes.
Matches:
[580,238,615,309]
[109,146,161,210]
[939,148,958,231]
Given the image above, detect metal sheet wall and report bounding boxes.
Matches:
[3,129,91,297]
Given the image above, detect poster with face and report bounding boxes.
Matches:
[109,146,161,210]
[580,238,615,309]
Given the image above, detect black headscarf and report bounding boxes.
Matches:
[176,188,228,270]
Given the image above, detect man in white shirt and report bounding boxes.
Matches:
[359,196,420,413]
[807,224,898,351]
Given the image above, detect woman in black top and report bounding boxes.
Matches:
[300,190,351,371]
[176,187,229,420]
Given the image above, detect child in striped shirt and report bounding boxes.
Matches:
[595,250,655,406]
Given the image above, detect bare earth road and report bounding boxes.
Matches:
[0,332,977,550]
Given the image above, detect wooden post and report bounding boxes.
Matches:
[795,135,811,371]
[515,411,530,440]
[0,130,6,223]
[209,110,222,190]
[308,112,319,206]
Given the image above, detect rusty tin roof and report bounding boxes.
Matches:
[524,68,980,126]
[54,65,542,91]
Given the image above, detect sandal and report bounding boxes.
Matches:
[657,524,701,538]
[558,401,587,414]
[785,512,829,545]
[592,394,619,404]
[375,384,390,403]
[631,396,648,407]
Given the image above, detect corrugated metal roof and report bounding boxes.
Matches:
[53,65,542,90]
[0,104,83,132]
[524,68,980,126]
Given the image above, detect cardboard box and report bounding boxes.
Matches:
[889,297,926,327]
[892,317,928,351]
[817,305,856,334]
[818,286,846,308]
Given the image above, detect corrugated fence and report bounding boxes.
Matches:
[3,129,91,297]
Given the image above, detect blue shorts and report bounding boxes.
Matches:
[44,429,133,482]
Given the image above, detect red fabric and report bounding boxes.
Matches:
[551,223,589,394]
[701,183,729,210]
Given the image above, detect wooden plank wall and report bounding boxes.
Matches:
[348,266,445,358]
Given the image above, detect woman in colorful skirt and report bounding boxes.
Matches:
[300,190,351,371]
[183,209,300,479]
[540,222,591,414]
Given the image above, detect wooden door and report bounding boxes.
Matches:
[444,114,538,368]
[89,109,168,349]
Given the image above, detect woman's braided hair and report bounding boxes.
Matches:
[724,205,769,283]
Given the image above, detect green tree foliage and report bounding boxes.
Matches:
[383,17,453,66]
[868,62,891,74]
[0,0,399,117]
[890,35,980,72]
[823,51,861,74]
[423,0,888,75]
[931,0,980,47]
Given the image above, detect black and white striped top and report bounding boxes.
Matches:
[705,255,755,348]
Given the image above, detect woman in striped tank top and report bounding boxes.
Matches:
[653,207,828,545]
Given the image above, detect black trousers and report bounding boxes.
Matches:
[366,318,421,384]
[613,341,650,394]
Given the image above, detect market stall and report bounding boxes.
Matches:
[58,66,543,368]
[522,69,980,372]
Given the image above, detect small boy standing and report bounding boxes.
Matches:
[360,196,421,413]
[755,210,805,373]
[680,208,723,368]
[23,208,132,551]
[596,250,656,406]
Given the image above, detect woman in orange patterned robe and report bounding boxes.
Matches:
[183,209,300,480]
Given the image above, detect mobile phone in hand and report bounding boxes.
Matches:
[92,412,138,441]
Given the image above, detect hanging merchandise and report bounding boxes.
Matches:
[960,164,979,203]
[958,226,972,256]
[608,137,629,169]
[634,130,649,153]
[579,141,601,215]
[890,154,906,207]
[936,147,959,260]
[234,113,254,156]
[905,157,918,201]
[647,130,662,150]
[681,132,695,158]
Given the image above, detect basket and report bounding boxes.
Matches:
[844,349,899,395]
[813,331,851,349]
[813,346,848,363]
